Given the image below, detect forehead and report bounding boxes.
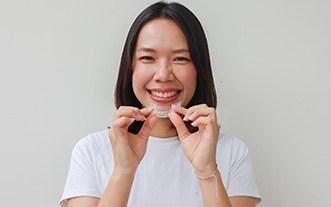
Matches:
[136,19,188,49]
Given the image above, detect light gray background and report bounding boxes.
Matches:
[1,0,330,206]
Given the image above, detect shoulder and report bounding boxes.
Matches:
[216,133,251,169]
[217,133,261,200]
[218,132,249,154]
[72,129,110,157]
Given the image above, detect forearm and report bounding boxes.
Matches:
[97,171,135,207]
[198,169,232,207]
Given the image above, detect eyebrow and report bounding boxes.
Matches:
[136,47,156,52]
[136,47,189,53]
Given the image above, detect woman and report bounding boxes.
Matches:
[60,2,261,207]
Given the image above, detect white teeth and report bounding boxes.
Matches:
[151,101,182,118]
[151,91,177,98]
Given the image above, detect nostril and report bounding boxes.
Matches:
[153,67,175,82]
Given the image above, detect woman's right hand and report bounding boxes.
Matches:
[108,106,158,176]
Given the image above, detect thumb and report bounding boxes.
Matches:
[138,114,158,140]
[169,111,190,140]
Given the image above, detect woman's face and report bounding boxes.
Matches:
[132,19,197,109]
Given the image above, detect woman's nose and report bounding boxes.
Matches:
[153,62,175,82]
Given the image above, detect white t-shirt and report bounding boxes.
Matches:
[60,130,261,206]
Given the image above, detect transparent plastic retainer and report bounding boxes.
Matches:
[150,101,181,118]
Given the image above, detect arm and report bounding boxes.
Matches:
[169,105,231,207]
[230,196,257,207]
[97,172,135,207]
[66,107,157,207]
[67,172,135,207]
[68,197,99,207]
[197,169,257,207]
[67,177,257,207]
[170,105,258,207]
[197,169,232,207]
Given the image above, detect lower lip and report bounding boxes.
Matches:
[149,92,180,103]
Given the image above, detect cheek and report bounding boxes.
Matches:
[175,66,197,87]
[132,65,153,92]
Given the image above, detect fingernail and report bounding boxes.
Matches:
[137,114,146,120]
[171,103,179,109]
[188,112,196,120]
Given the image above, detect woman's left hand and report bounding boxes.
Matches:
[169,104,220,175]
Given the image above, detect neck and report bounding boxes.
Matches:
[149,118,178,138]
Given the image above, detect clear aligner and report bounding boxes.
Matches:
[151,101,181,118]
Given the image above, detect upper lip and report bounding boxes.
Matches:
[148,88,181,93]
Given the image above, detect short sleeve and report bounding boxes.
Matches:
[227,138,261,202]
[59,137,102,207]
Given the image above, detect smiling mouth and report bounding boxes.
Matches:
[148,90,181,98]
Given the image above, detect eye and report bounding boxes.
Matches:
[139,56,154,62]
[173,57,190,63]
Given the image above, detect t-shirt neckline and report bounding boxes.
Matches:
[148,136,179,144]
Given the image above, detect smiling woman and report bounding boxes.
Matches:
[60,1,261,207]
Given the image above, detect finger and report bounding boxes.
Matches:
[112,117,135,129]
[112,117,135,140]
[137,114,158,140]
[191,116,220,137]
[186,107,216,122]
[172,105,188,116]
[191,116,212,127]
[115,106,146,121]
[183,104,208,121]
[169,111,190,140]
[140,107,154,116]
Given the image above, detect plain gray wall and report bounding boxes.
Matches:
[1,0,330,206]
